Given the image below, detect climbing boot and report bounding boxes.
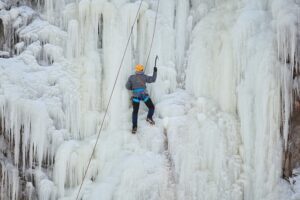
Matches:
[146,118,155,125]
[132,127,137,134]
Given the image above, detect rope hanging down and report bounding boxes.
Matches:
[75,0,160,199]
[145,0,160,70]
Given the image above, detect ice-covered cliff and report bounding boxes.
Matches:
[0,0,299,199]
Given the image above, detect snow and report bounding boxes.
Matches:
[0,0,299,199]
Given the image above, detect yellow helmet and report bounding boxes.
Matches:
[135,64,144,72]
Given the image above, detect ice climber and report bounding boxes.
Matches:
[126,63,157,134]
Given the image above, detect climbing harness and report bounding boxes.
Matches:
[75,0,160,199]
[132,88,150,102]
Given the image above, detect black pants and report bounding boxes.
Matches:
[132,98,155,128]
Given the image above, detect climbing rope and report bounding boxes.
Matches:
[75,0,160,199]
[145,0,160,70]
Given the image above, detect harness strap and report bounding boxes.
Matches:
[132,96,149,103]
[132,97,140,103]
[133,88,145,93]
[143,96,149,102]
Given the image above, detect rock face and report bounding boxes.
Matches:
[0,19,4,49]
[290,111,300,169]
[284,101,300,178]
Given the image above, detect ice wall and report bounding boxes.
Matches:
[156,90,243,200]
[0,0,177,199]
[186,0,299,199]
[0,0,299,199]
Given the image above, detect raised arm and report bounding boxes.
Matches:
[145,68,157,83]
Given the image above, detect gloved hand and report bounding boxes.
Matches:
[154,67,157,72]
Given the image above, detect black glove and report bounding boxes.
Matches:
[154,67,157,72]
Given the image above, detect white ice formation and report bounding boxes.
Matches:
[0,0,299,200]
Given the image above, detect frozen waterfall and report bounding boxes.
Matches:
[0,0,299,199]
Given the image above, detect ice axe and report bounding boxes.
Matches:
[154,55,159,68]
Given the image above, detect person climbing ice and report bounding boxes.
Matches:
[126,58,158,134]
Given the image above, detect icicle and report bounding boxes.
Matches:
[35,170,57,200]
[174,0,189,81]
[53,140,98,197]
[0,161,20,200]
[66,20,79,60]
[271,0,300,149]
